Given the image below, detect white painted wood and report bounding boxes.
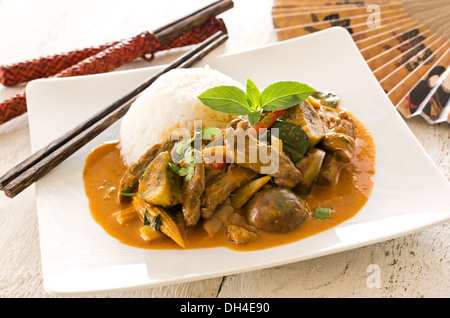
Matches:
[0,0,448,298]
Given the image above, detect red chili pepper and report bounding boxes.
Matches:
[251,109,286,136]
[211,161,227,169]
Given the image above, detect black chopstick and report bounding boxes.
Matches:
[154,0,233,44]
[1,31,228,198]
[0,0,233,191]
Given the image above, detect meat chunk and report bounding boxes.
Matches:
[318,105,339,131]
[321,110,356,162]
[182,150,205,226]
[225,126,302,188]
[226,224,258,245]
[321,131,355,163]
[316,152,342,187]
[201,164,259,218]
[318,106,356,163]
[283,100,325,147]
[119,140,175,200]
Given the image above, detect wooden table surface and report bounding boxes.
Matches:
[0,0,449,298]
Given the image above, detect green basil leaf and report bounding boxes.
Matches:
[247,109,262,126]
[260,81,315,111]
[143,210,151,225]
[198,85,251,115]
[313,207,332,220]
[151,213,163,232]
[272,120,309,163]
[246,78,261,110]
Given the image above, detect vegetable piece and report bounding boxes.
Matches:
[202,145,228,170]
[311,91,340,108]
[112,206,138,225]
[202,203,234,237]
[251,109,286,136]
[246,188,309,233]
[211,162,228,169]
[282,100,325,148]
[201,165,259,218]
[271,120,309,163]
[118,140,175,201]
[312,207,332,220]
[316,153,342,187]
[230,175,271,209]
[139,225,165,242]
[306,96,321,108]
[132,195,185,248]
[138,151,182,207]
[294,148,326,195]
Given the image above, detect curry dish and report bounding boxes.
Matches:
[83,91,376,251]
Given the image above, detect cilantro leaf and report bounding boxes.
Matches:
[168,147,197,181]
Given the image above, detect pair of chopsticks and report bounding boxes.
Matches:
[0,16,230,198]
[0,0,233,125]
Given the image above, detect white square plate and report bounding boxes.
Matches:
[26,27,450,296]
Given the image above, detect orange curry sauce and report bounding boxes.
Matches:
[83,117,375,251]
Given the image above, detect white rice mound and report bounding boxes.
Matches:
[119,66,242,167]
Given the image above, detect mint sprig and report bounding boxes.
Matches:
[197,79,315,125]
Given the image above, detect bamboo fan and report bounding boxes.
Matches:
[272,0,450,124]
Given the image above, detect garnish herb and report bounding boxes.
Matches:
[169,150,196,181]
[170,127,221,181]
[143,210,151,225]
[202,127,221,140]
[198,79,315,125]
[340,135,350,144]
[144,211,163,232]
[119,188,136,196]
[311,91,340,108]
[151,213,163,232]
[312,207,332,220]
